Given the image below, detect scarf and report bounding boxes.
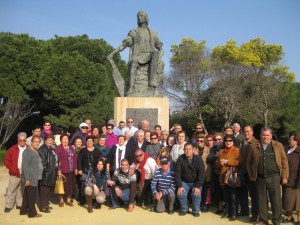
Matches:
[115,144,126,169]
[44,129,52,134]
[225,147,232,153]
[134,153,151,185]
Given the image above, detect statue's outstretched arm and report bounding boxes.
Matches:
[107,42,129,60]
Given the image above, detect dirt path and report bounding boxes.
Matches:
[0,166,250,225]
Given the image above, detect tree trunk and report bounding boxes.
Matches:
[197,112,208,135]
[264,109,268,127]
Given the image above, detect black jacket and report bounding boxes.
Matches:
[39,144,57,186]
[175,154,205,188]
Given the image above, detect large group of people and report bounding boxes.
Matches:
[3,118,300,225]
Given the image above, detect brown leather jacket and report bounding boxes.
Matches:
[247,140,289,181]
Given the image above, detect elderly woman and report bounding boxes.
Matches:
[77,136,102,205]
[216,134,241,221]
[38,134,58,213]
[55,133,78,207]
[145,132,163,160]
[20,135,43,218]
[84,158,107,213]
[282,133,300,224]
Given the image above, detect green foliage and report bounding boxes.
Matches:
[0,32,128,131]
[0,150,6,164]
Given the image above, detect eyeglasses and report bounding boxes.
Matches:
[135,154,143,158]
[18,139,26,142]
[214,138,222,141]
[127,121,134,123]
[207,139,213,142]
[44,124,51,127]
[196,140,204,143]
[224,140,233,143]
[151,137,157,140]
[81,127,88,129]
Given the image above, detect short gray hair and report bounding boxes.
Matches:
[17,132,27,139]
[260,126,272,134]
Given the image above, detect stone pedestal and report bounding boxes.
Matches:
[114,97,169,131]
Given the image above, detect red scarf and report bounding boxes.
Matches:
[134,153,151,185]
[225,147,232,153]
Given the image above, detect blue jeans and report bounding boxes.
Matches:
[110,187,131,208]
[178,182,201,213]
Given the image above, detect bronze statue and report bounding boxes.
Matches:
[107,10,164,97]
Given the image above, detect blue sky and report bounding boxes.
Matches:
[0,0,299,81]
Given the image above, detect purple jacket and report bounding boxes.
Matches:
[55,144,77,173]
[105,133,118,148]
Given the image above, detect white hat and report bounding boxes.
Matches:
[79,122,89,129]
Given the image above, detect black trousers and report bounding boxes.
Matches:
[39,185,53,209]
[20,185,38,217]
[224,185,237,217]
[256,174,281,224]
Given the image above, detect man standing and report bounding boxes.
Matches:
[123,117,138,136]
[4,132,27,213]
[26,125,44,148]
[233,123,245,147]
[247,127,288,225]
[126,130,149,164]
[175,143,205,217]
[237,125,259,222]
[151,157,176,214]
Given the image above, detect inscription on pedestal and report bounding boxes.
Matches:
[126,108,158,130]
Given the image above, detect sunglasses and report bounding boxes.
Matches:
[135,154,143,158]
[44,124,51,126]
[214,138,222,141]
[207,139,213,142]
[107,128,113,130]
[197,140,204,143]
[224,140,233,143]
[81,127,88,129]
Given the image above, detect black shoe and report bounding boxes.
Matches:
[215,209,223,214]
[229,216,236,221]
[40,208,51,213]
[249,216,258,222]
[16,206,22,210]
[221,214,229,219]
[29,213,42,218]
[238,211,249,216]
[179,210,187,216]
[193,212,200,217]
[4,207,11,213]
[109,206,118,210]
[282,217,295,223]
[168,210,174,215]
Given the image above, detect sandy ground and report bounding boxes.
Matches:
[0,166,254,225]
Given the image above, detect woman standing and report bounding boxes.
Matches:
[282,133,300,224]
[84,158,107,213]
[20,135,43,218]
[77,136,101,205]
[55,133,78,207]
[216,134,241,221]
[38,134,58,213]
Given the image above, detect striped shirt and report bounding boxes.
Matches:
[151,168,176,196]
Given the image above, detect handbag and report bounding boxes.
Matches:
[54,174,66,194]
[223,167,244,187]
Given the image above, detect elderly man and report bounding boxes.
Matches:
[131,149,158,207]
[141,120,150,132]
[237,125,259,222]
[123,117,138,136]
[175,143,205,217]
[126,130,149,164]
[233,123,245,146]
[4,132,27,213]
[247,127,288,225]
[159,129,169,146]
[151,156,176,214]
[108,159,137,212]
[26,125,44,148]
[70,122,89,146]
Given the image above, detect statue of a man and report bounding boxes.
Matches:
[107,10,164,97]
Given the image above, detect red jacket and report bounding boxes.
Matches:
[4,144,21,177]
